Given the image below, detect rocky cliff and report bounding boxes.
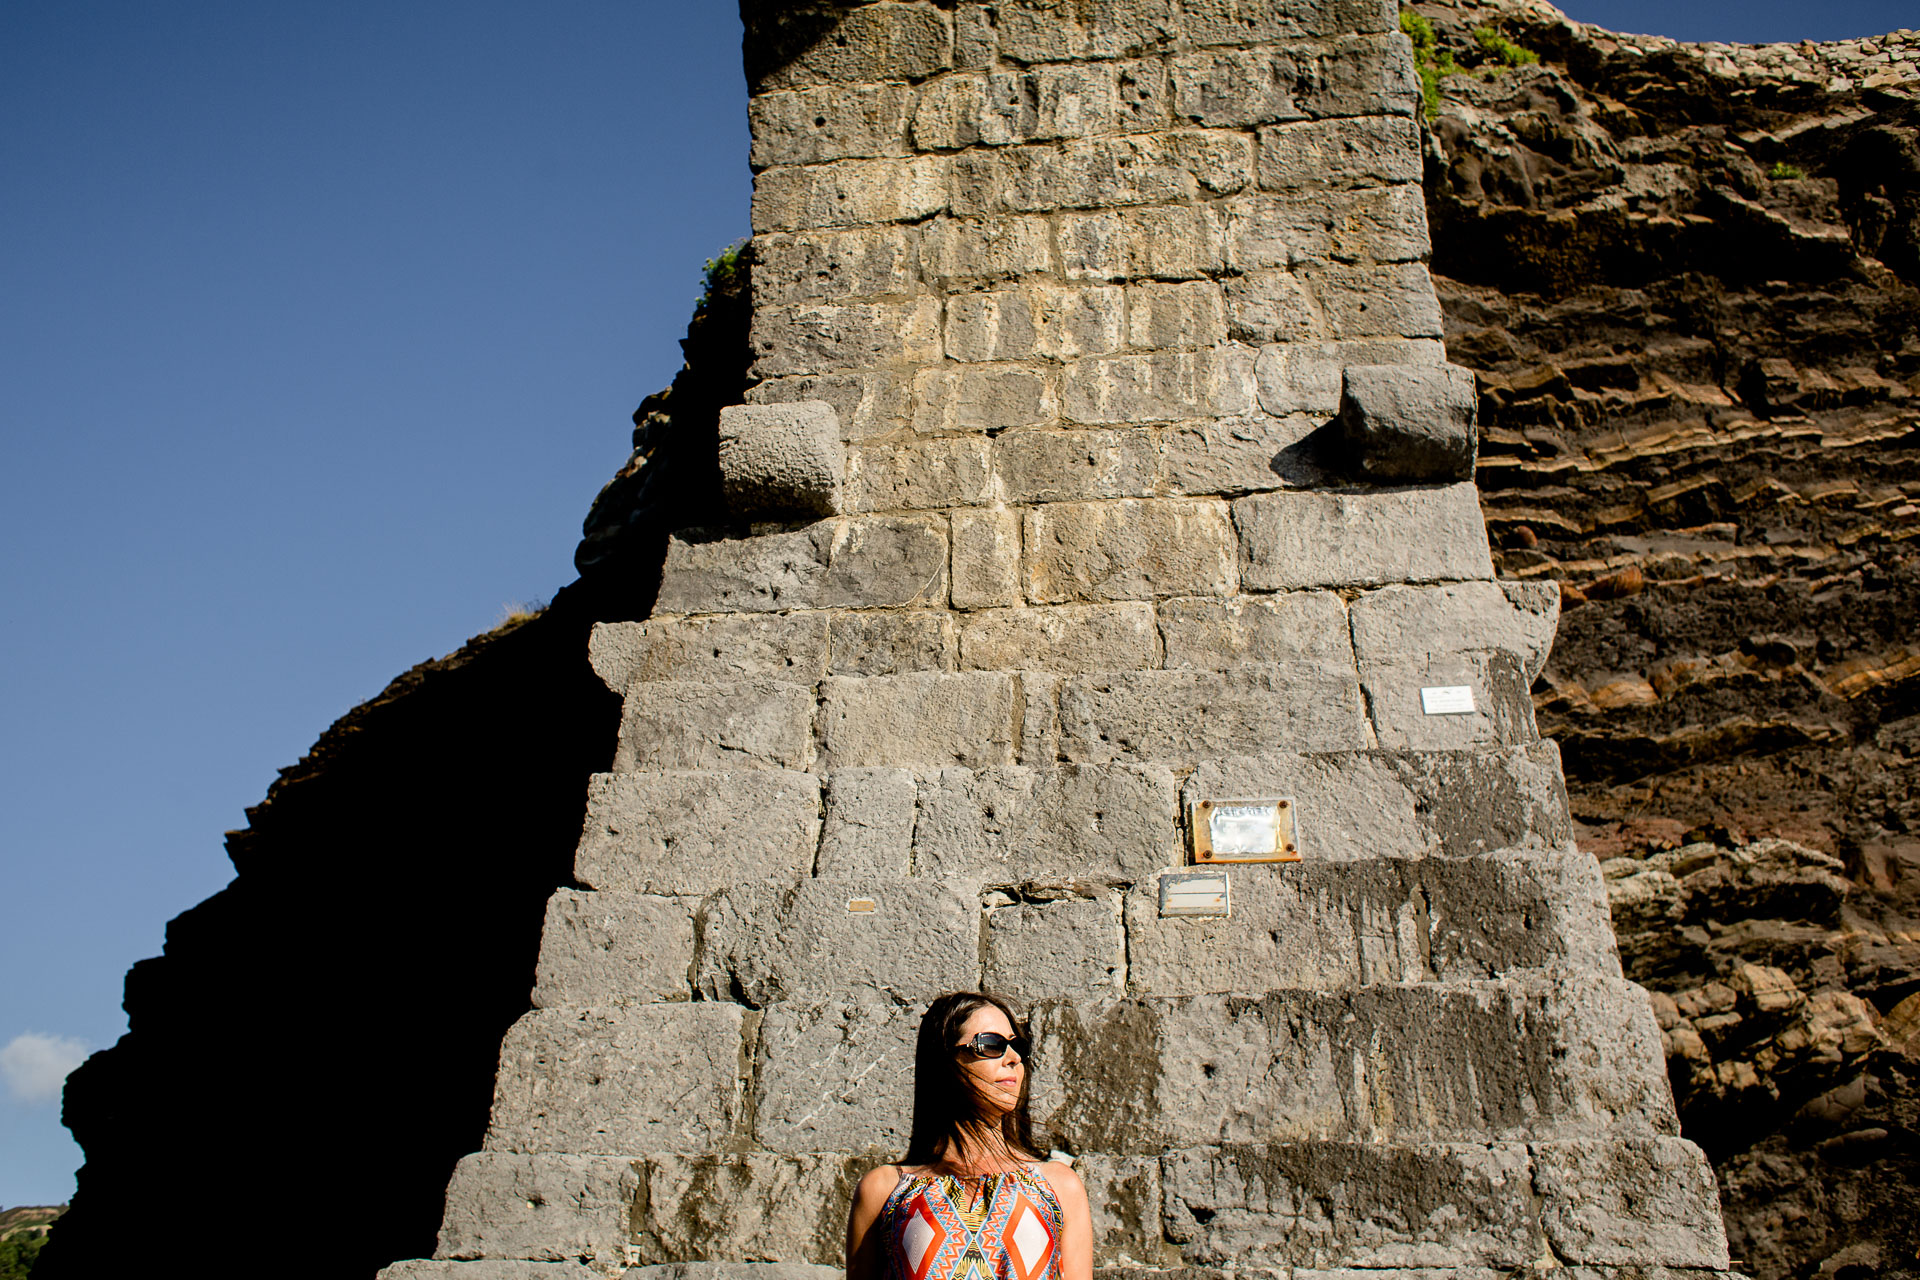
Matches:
[1409,2,1920,1275]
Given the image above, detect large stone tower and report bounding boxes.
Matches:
[384,2,1731,1276]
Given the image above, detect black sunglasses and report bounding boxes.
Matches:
[955,1032,1031,1060]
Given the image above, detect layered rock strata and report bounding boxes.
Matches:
[383,3,1725,1278]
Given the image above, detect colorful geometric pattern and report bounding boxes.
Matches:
[884,1167,1062,1280]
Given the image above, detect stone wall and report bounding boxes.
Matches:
[382,3,1726,1279]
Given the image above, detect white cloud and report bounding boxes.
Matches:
[1,1032,89,1104]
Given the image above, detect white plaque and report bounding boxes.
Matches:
[1420,685,1477,715]
[1189,797,1299,863]
[1159,870,1230,918]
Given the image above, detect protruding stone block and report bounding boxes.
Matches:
[818,671,1016,768]
[657,516,949,615]
[633,1153,853,1266]
[1057,665,1369,764]
[983,894,1126,1005]
[1531,1138,1731,1269]
[959,602,1160,674]
[951,506,1023,609]
[751,1000,921,1154]
[574,770,822,897]
[817,768,917,876]
[912,764,1181,884]
[589,614,830,692]
[695,877,979,1005]
[1159,1142,1540,1268]
[1123,847,1622,996]
[614,679,816,772]
[1157,592,1350,669]
[1358,649,1538,751]
[484,1004,745,1155]
[530,890,695,1008]
[1030,975,1677,1152]
[1254,337,1444,415]
[749,368,916,442]
[1337,363,1478,482]
[435,1152,637,1266]
[1233,486,1494,589]
[1025,499,1236,603]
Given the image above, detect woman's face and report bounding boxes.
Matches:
[954,1003,1024,1119]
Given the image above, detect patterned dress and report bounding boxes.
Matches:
[881,1165,1064,1280]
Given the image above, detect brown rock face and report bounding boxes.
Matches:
[1412,2,1920,1275]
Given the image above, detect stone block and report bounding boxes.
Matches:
[1232,485,1495,589]
[1158,1142,1540,1268]
[1171,36,1415,127]
[749,297,943,379]
[748,85,913,169]
[435,1152,637,1266]
[751,999,922,1154]
[1229,185,1430,269]
[993,427,1158,503]
[912,763,1181,884]
[918,215,1055,284]
[816,767,917,876]
[1057,664,1370,764]
[1176,0,1398,44]
[951,506,1023,609]
[1077,1154,1178,1267]
[588,614,831,692]
[1157,591,1351,669]
[1225,270,1325,343]
[751,156,948,233]
[1255,116,1421,191]
[1123,845,1622,996]
[380,1263,602,1279]
[1061,347,1256,424]
[1344,362,1474,483]
[827,610,954,676]
[1351,581,1559,681]
[752,220,917,305]
[1018,671,1063,764]
[973,133,1252,216]
[717,401,847,520]
[657,516,949,614]
[484,1003,745,1155]
[818,671,1017,768]
[1030,974,1677,1153]
[994,0,1182,66]
[696,878,979,1005]
[912,364,1057,433]
[1059,205,1228,282]
[629,1267,842,1280]
[848,436,992,512]
[614,679,816,773]
[1184,743,1573,863]
[1295,261,1444,340]
[1254,337,1444,416]
[633,1153,853,1267]
[1157,413,1324,495]
[1125,281,1228,350]
[530,890,695,1009]
[1531,1138,1730,1269]
[752,3,952,90]
[747,369,915,442]
[983,894,1126,1005]
[959,603,1160,674]
[1358,649,1539,751]
[1024,499,1236,603]
[574,770,822,897]
[946,285,1125,363]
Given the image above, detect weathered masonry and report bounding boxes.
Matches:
[384,2,1731,1277]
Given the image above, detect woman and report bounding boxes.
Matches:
[845,992,1093,1280]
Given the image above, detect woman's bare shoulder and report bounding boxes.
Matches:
[1032,1160,1087,1203]
[856,1163,906,1202]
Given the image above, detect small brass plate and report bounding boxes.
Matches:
[1191,797,1300,863]
[846,898,879,914]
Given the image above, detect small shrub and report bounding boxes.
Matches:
[699,239,748,310]
[1769,160,1807,181]
[1401,8,1462,120]
[0,1233,45,1280]
[1474,25,1540,67]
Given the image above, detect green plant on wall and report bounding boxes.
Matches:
[1474,25,1540,67]
[1401,8,1539,120]
[1769,160,1807,180]
[0,1232,45,1280]
[699,239,748,310]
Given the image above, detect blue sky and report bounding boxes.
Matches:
[1,0,1910,1210]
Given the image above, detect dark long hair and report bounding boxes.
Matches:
[902,992,1045,1171]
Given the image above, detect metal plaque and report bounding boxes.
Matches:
[1190,797,1299,863]
[1421,685,1477,715]
[845,897,879,914]
[1159,869,1230,918]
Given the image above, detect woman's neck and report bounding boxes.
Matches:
[938,1125,1024,1175]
